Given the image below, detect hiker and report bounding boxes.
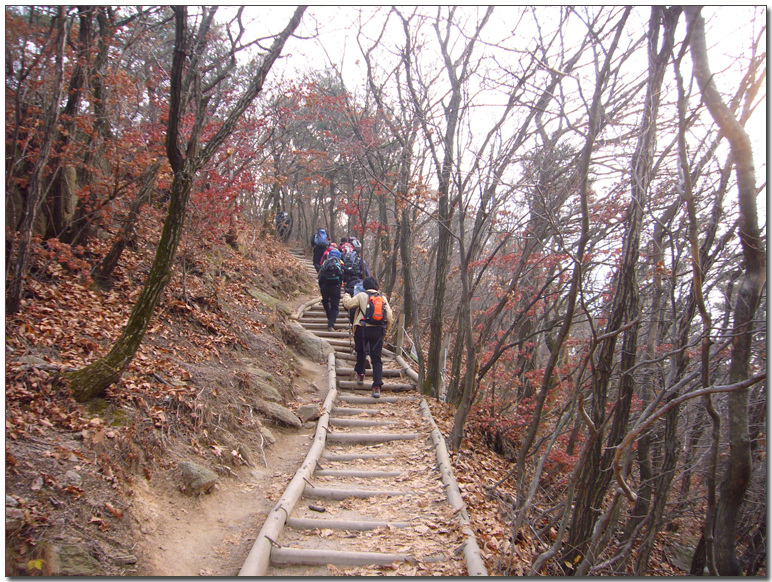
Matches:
[311,228,330,272]
[339,237,354,254]
[275,211,291,242]
[318,248,344,331]
[319,242,339,267]
[342,246,370,324]
[342,277,393,398]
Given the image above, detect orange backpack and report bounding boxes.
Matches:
[363,291,386,326]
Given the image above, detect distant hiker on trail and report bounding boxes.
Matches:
[339,237,354,254]
[342,277,393,399]
[311,228,329,272]
[318,248,344,332]
[342,244,370,324]
[274,211,291,242]
[319,242,338,266]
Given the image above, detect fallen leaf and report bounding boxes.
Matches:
[104,502,123,519]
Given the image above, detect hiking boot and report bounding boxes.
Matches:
[356,374,365,386]
[328,326,334,332]
[371,385,381,399]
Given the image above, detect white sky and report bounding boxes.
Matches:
[221,6,766,219]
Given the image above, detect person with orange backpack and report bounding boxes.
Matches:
[341,277,393,398]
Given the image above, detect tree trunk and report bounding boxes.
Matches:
[6,8,68,315]
[92,162,161,288]
[686,7,766,575]
[46,7,93,241]
[64,6,306,399]
[565,7,674,568]
[66,166,195,400]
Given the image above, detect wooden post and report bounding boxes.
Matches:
[439,333,450,401]
[395,312,405,356]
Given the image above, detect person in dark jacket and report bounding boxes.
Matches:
[342,250,370,324]
[311,229,330,272]
[341,277,393,398]
[318,248,344,331]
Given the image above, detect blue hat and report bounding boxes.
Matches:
[328,249,341,259]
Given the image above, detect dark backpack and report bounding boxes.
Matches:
[363,291,387,326]
[313,228,328,246]
[343,251,361,276]
[320,257,342,282]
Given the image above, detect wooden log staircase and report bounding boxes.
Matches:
[238,250,486,576]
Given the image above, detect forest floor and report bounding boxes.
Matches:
[4,216,701,577]
[4,221,520,576]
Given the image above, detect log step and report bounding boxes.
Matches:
[330,406,380,416]
[313,469,402,478]
[336,367,403,377]
[326,432,419,443]
[337,394,405,404]
[324,339,353,348]
[320,452,395,461]
[329,418,397,427]
[271,547,411,567]
[285,517,410,531]
[337,380,415,391]
[303,485,412,500]
[314,331,351,339]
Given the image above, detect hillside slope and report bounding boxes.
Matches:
[5,221,518,576]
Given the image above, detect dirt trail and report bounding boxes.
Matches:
[133,352,328,576]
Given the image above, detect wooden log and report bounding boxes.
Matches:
[329,418,397,427]
[395,354,420,383]
[314,469,402,478]
[304,485,412,500]
[336,367,403,377]
[271,547,410,567]
[293,297,322,320]
[326,432,418,443]
[324,339,353,348]
[337,394,404,404]
[238,353,338,577]
[337,380,415,391]
[320,452,394,461]
[330,406,380,416]
[314,331,351,339]
[285,517,409,531]
[419,399,488,576]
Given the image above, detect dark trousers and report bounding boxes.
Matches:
[320,282,341,328]
[354,325,385,387]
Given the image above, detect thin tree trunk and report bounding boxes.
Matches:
[64,6,306,399]
[92,162,162,288]
[6,8,68,315]
[686,7,766,575]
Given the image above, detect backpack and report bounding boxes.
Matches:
[363,291,387,326]
[343,251,361,276]
[319,256,343,282]
[313,228,328,246]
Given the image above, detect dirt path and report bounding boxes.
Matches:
[133,353,328,576]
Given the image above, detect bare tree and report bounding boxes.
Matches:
[6,7,68,315]
[685,7,766,575]
[65,6,306,400]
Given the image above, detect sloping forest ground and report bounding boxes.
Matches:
[4,210,519,576]
[4,208,697,576]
